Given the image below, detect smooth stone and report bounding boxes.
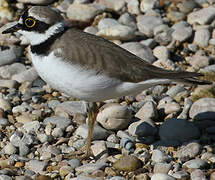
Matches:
[96,0,125,11]
[109,177,126,180]
[140,38,157,48]
[187,6,215,25]
[153,46,169,60]
[151,149,172,163]
[167,10,186,22]
[0,80,18,89]
[118,13,137,29]
[166,85,186,97]
[194,28,210,47]
[69,177,98,180]
[19,143,29,156]
[154,28,173,46]
[97,103,132,131]
[25,160,48,174]
[171,171,189,179]
[182,158,208,169]
[67,159,81,169]
[127,0,140,15]
[189,98,215,120]
[151,173,176,180]
[75,162,108,173]
[91,140,108,159]
[107,134,119,143]
[56,101,87,115]
[159,118,200,143]
[0,63,26,79]
[9,132,22,147]
[174,142,201,160]
[3,143,17,155]
[190,169,207,180]
[140,0,159,12]
[120,137,135,152]
[0,175,12,180]
[60,166,74,177]
[0,46,22,66]
[51,127,64,138]
[171,21,193,42]
[135,101,158,120]
[97,24,135,41]
[157,100,181,114]
[188,54,211,70]
[128,119,157,137]
[12,67,38,83]
[113,155,143,172]
[177,0,197,13]
[19,121,40,133]
[153,59,178,71]
[17,0,54,4]
[67,3,106,22]
[0,98,11,111]
[153,163,172,174]
[43,116,71,130]
[97,18,120,30]
[75,124,109,140]
[120,42,155,63]
[0,118,9,127]
[137,15,163,37]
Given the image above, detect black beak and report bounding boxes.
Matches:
[2,23,22,34]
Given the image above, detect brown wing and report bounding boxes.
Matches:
[49,28,208,84]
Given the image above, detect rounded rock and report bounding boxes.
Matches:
[113,155,143,172]
[159,118,200,143]
[151,173,176,180]
[97,103,132,131]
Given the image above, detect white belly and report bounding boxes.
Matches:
[30,52,170,101]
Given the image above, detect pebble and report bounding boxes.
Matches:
[120,42,156,63]
[135,101,158,120]
[59,166,74,177]
[128,119,157,137]
[157,99,181,114]
[0,63,26,79]
[118,13,137,29]
[189,98,215,120]
[51,127,64,138]
[193,28,210,47]
[19,121,40,133]
[109,177,126,180]
[187,6,215,25]
[43,116,71,130]
[25,160,48,174]
[151,173,176,180]
[127,0,140,15]
[75,162,108,173]
[0,118,9,127]
[171,171,189,179]
[0,79,18,89]
[166,85,186,97]
[67,3,106,22]
[17,0,55,5]
[113,155,143,172]
[97,103,132,130]
[3,143,17,155]
[137,15,163,37]
[91,140,108,159]
[174,142,201,160]
[177,0,197,13]
[140,0,159,12]
[188,54,211,70]
[153,46,169,60]
[70,177,98,180]
[0,175,12,180]
[0,98,11,111]
[12,67,38,83]
[159,118,200,143]
[96,0,125,11]
[75,124,109,140]
[153,163,172,174]
[182,158,208,169]
[190,169,207,180]
[0,46,22,66]
[171,21,193,42]
[67,159,81,169]
[97,24,135,41]
[151,149,172,163]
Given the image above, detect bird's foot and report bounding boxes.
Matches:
[63,145,93,160]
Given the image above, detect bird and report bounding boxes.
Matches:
[2,6,211,158]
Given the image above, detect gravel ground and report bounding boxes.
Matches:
[0,0,215,179]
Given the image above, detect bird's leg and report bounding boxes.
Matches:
[85,102,98,157]
[64,102,98,160]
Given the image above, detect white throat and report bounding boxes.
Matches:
[18,21,66,45]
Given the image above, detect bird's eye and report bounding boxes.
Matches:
[25,18,36,28]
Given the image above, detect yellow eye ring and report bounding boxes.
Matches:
[25,18,36,28]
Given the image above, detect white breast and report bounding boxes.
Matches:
[30,51,170,101]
